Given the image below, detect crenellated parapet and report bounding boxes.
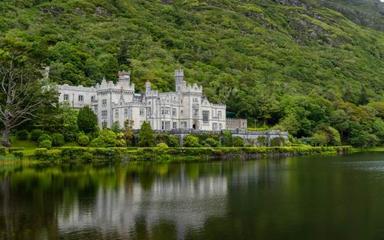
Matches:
[144,81,159,98]
[111,100,146,108]
[58,84,96,93]
[96,76,135,93]
[183,83,203,94]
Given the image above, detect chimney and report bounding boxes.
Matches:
[118,71,130,82]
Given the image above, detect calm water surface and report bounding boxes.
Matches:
[2,153,384,239]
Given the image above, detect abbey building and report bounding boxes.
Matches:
[58,70,226,131]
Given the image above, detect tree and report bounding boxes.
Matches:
[117,39,131,67]
[60,103,78,141]
[221,130,233,147]
[123,119,135,146]
[138,122,154,147]
[311,131,328,146]
[311,126,341,146]
[111,121,121,133]
[77,106,98,134]
[0,60,48,146]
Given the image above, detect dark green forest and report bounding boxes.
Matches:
[2,0,384,146]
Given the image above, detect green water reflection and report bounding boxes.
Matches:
[2,153,384,239]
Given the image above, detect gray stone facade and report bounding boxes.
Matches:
[58,70,226,131]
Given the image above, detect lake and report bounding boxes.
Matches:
[1,153,384,239]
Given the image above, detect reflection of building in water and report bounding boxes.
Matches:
[58,176,228,239]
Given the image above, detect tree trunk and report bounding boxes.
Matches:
[2,128,10,147]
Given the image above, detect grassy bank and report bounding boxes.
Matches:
[350,147,384,153]
[0,145,352,163]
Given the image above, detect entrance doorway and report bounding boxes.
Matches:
[193,120,198,130]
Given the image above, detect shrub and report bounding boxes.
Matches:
[38,134,52,143]
[221,131,233,147]
[89,130,117,147]
[257,136,267,146]
[81,152,94,162]
[155,143,170,158]
[167,135,180,147]
[16,130,29,140]
[157,142,169,149]
[156,134,179,147]
[184,135,200,147]
[64,132,77,142]
[77,133,90,146]
[31,129,44,142]
[155,133,168,145]
[116,133,126,147]
[116,139,126,147]
[39,139,52,149]
[0,147,7,155]
[232,137,244,147]
[90,137,105,147]
[9,147,24,153]
[34,148,48,159]
[60,147,85,160]
[271,137,285,147]
[12,151,24,159]
[204,138,220,147]
[100,129,117,146]
[52,133,65,147]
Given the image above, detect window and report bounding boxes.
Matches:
[172,108,177,116]
[165,121,171,130]
[140,108,144,116]
[94,106,98,113]
[78,95,84,102]
[219,123,223,130]
[102,121,108,129]
[91,96,96,102]
[115,109,119,119]
[102,99,107,107]
[124,108,128,118]
[161,107,170,115]
[101,110,108,119]
[193,98,198,103]
[148,101,151,105]
[173,122,177,129]
[147,107,151,117]
[203,110,209,123]
[213,123,218,131]
[64,94,69,101]
[161,121,165,130]
[181,121,187,129]
[218,111,222,119]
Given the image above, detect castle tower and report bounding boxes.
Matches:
[118,71,130,83]
[145,81,151,94]
[175,69,185,92]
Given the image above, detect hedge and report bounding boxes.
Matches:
[29,146,352,162]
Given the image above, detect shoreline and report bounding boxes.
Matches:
[0,146,352,163]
